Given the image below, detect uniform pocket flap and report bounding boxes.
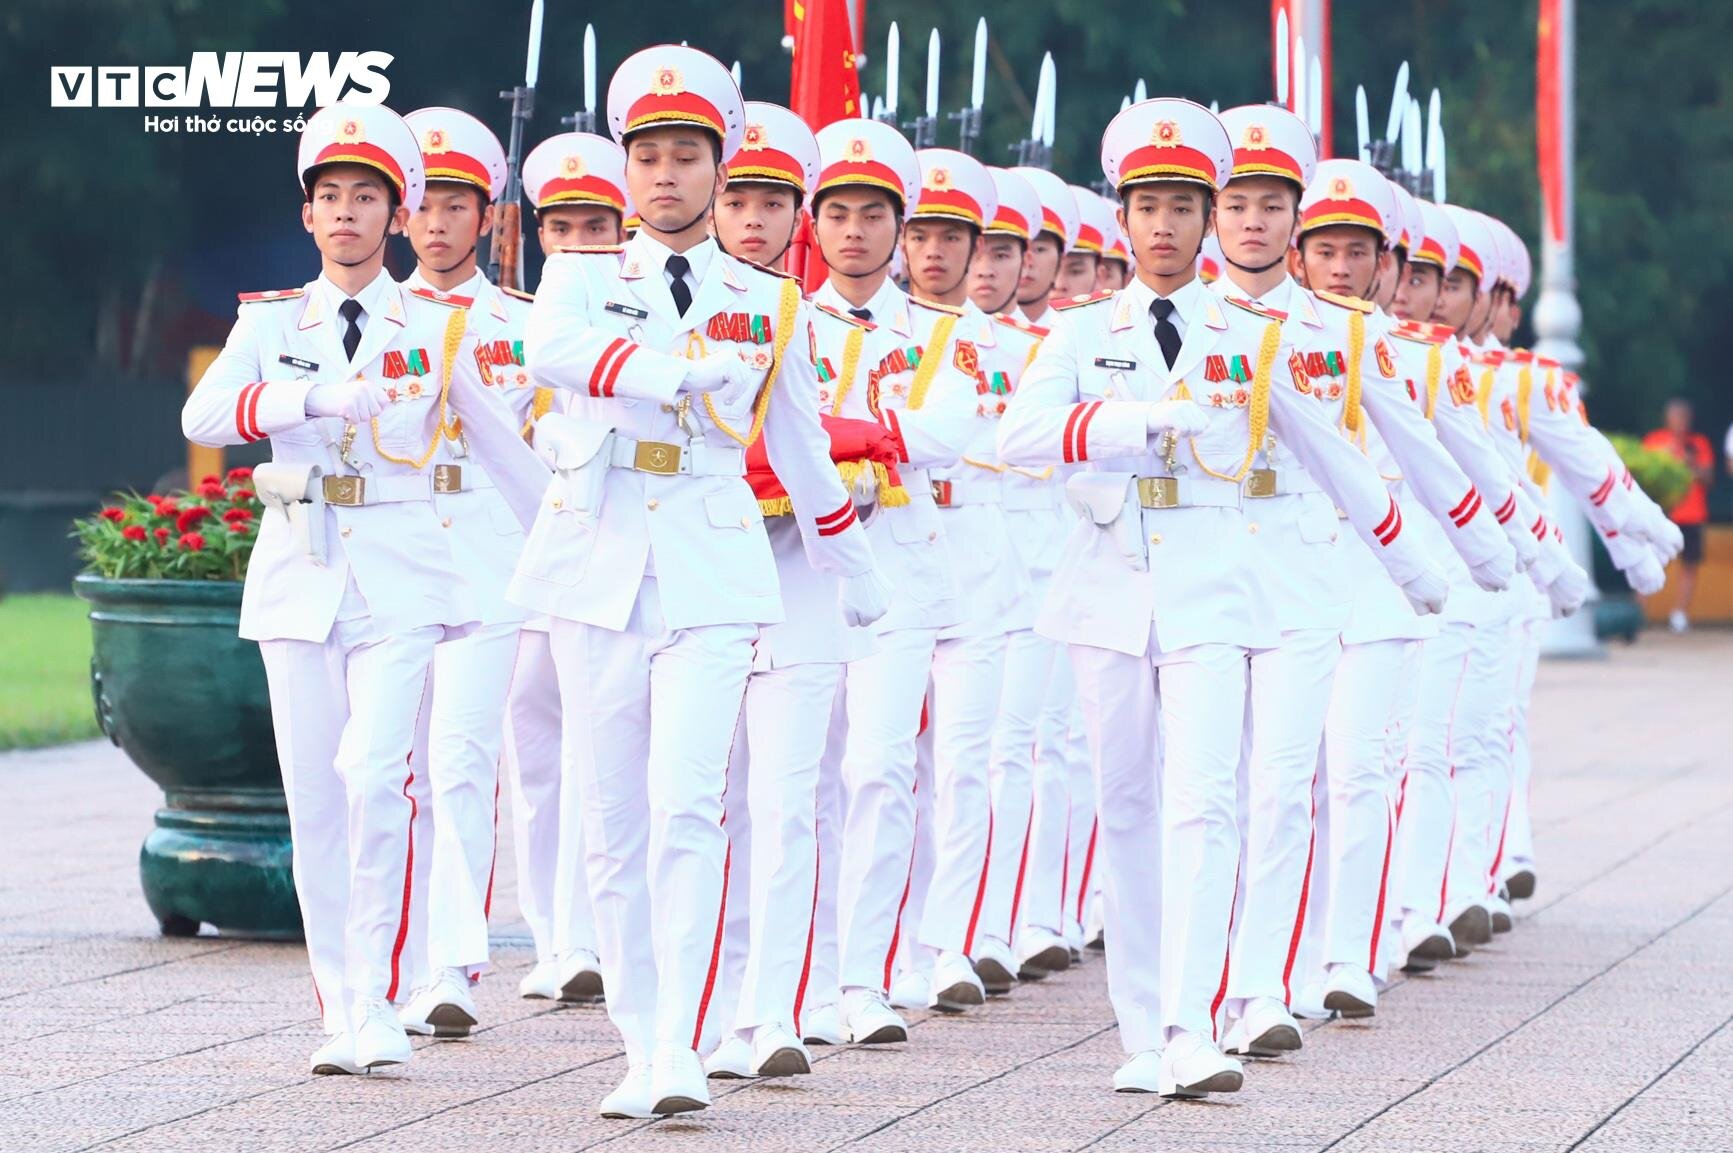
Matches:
[1065,472,1137,525]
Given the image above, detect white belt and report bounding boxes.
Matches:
[321,467,475,507]
[932,476,1003,508]
[1242,466,1323,500]
[605,435,745,478]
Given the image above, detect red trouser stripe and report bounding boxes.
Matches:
[792,841,822,1032]
[1367,802,1396,973]
[1280,771,1322,1005]
[690,841,732,1050]
[386,770,419,1003]
[1005,793,1036,941]
[1209,862,1242,1041]
[1075,817,1098,923]
[961,811,995,956]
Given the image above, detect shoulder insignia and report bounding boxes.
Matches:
[1223,295,1290,322]
[550,244,625,255]
[813,302,876,331]
[1471,348,1508,368]
[237,288,305,303]
[993,313,1050,339]
[408,287,475,308]
[500,285,535,302]
[1052,290,1115,312]
[1312,289,1375,314]
[908,295,964,316]
[1390,319,1454,345]
[739,260,802,283]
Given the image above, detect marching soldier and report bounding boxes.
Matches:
[514,46,889,1117]
[999,97,1446,1098]
[805,117,982,1040]
[1055,184,1111,299]
[499,130,631,1004]
[967,167,1040,318]
[181,102,546,1075]
[1010,166,1081,327]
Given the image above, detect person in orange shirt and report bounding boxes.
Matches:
[1643,397,1715,632]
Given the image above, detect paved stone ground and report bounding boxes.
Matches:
[1,632,1729,1153]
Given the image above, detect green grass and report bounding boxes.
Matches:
[0,594,101,751]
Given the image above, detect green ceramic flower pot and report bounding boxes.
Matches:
[74,575,301,939]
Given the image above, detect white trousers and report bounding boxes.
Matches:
[1498,616,1543,879]
[259,620,442,1033]
[918,631,1009,956]
[403,619,521,984]
[1393,618,1506,927]
[1314,639,1414,977]
[1228,627,1342,1010]
[548,579,754,1067]
[976,628,1053,948]
[709,660,845,1048]
[1451,619,1524,908]
[1071,639,1246,1052]
[802,685,851,1014]
[835,626,940,994]
[893,688,938,981]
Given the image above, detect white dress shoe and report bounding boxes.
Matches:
[518,959,561,1000]
[750,1025,812,1077]
[1446,902,1493,953]
[971,936,1016,995]
[1159,1032,1243,1098]
[399,967,477,1038]
[1322,965,1377,1019]
[310,1032,362,1076]
[599,1066,656,1119]
[703,1035,753,1080]
[1489,895,1514,934]
[1112,1049,1164,1093]
[841,988,908,1044]
[1399,916,1455,972]
[556,949,605,1004]
[888,968,930,1010]
[802,1003,848,1046]
[929,950,986,1013]
[354,997,412,1070]
[1289,980,1332,1020]
[1222,998,1302,1057]
[649,1046,710,1115]
[1016,926,1070,980]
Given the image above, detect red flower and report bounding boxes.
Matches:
[176,506,212,532]
[223,507,255,524]
[121,525,147,542]
[197,480,227,499]
[100,507,126,522]
[200,474,222,486]
[153,527,170,543]
[178,532,206,551]
[228,522,250,534]
[155,498,180,516]
[226,467,254,483]
[232,488,255,502]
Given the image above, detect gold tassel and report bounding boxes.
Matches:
[1342,310,1365,432]
[1516,365,1534,444]
[1475,367,1495,426]
[1424,345,1443,420]
[828,327,867,416]
[906,314,956,411]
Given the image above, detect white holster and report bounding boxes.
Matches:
[253,462,328,567]
[1065,471,1147,573]
[531,413,616,515]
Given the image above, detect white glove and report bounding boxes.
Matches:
[1501,518,1541,572]
[1146,399,1211,437]
[1400,568,1450,616]
[1545,561,1593,619]
[305,380,385,424]
[1620,550,1667,597]
[681,352,755,408]
[1468,548,1516,593]
[838,567,894,628]
[1638,503,1684,561]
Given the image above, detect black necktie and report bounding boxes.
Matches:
[338,298,364,361]
[1150,297,1182,369]
[666,254,692,316]
[848,307,873,322]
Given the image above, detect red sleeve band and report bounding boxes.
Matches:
[1062,401,1102,464]
[235,382,266,442]
[1493,493,1517,524]
[588,338,628,397]
[1448,486,1482,528]
[1589,469,1615,506]
[1374,497,1403,546]
[816,499,857,538]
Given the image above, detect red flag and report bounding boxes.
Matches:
[1536,0,1566,243]
[788,0,862,289]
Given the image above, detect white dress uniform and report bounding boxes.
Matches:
[802,119,982,1034]
[501,131,634,1003]
[998,98,1444,1098]
[514,50,885,1114]
[181,103,548,1072]
[1009,166,1082,331]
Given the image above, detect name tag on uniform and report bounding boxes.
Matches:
[605,301,649,319]
[1094,357,1137,371]
[278,354,319,372]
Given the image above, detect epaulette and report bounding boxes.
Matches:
[1390,319,1454,345]
[993,313,1050,339]
[1312,289,1374,314]
[500,285,535,302]
[1509,348,1535,364]
[908,295,964,316]
[1223,295,1289,322]
[1052,290,1115,312]
[550,244,624,255]
[740,261,802,283]
[408,287,474,308]
[812,301,876,330]
[237,288,304,304]
[1471,348,1508,368]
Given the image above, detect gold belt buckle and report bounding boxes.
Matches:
[432,464,463,494]
[931,479,954,508]
[634,440,682,475]
[1243,468,1278,499]
[321,475,366,507]
[1137,477,1180,509]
